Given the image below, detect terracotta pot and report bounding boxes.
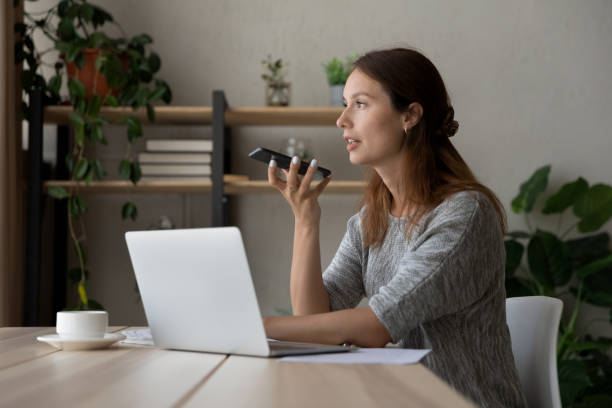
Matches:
[64,48,128,100]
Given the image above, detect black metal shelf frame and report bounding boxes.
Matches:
[24,89,231,325]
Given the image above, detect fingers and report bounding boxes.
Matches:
[313,173,331,196]
[267,159,286,191]
[298,158,318,194]
[286,156,300,191]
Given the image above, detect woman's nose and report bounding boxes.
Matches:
[336,108,349,129]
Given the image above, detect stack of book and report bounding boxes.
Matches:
[139,139,213,181]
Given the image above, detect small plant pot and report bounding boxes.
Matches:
[266,82,291,106]
[64,48,128,100]
[329,84,344,106]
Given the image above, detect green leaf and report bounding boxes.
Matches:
[87,95,103,116]
[565,339,612,354]
[148,86,166,103]
[577,255,612,280]
[78,282,89,307]
[146,103,155,123]
[119,159,132,180]
[74,159,88,180]
[104,94,118,107]
[91,6,113,28]
[543,177,588,214]
[122,202,138,221]
[566,233,611,270]
[67,267,89,285]
[68,111,84,126]
[511,165,551,214]
[68,78,86,101]
[47,75,62,96]
[573,184,612,233]
[148,52,161,73]
[505,277,537,298]
[47,186,69,199]
[527,230,573,289]
[126,116,142,143]
[558,359,592,406]
[155,79,172,104]
[130,162,142,184]
[91,160,105,179]
[131,34,153,45]
[65,154,74,174]
[573,394,612,408]
[88,32,108,49]
[505,240,524,278]
[79,3,95,21]
[91,124,104,144]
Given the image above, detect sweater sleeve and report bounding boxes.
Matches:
[368,194,502,343]
[322,213,365,311]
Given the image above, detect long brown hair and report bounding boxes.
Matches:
[354,48,507,248]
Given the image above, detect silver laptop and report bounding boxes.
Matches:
[125,226,354,357]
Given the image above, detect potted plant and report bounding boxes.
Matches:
[505,165,612,407]
[322,54,356,106]
[261,55,290,106]
[15,0,172,310]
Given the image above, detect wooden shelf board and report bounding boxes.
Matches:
[225,107,343,126]
[44,179,365,194]
[43,106,343,126]
[44,106,213,125]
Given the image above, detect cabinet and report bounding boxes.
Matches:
[25,90,365,324]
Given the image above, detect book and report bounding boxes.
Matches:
[138,152,212,164]
[137,174,249,183]
[145,139,213,152]
[140,164,211,176]
[139,176,211,182]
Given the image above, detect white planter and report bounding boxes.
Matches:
[329,84,344,106]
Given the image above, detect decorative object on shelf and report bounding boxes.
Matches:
[284,137,310,161]
[261,55,290,106]
[15,0,172,310]
[322,54,356,106]
[504,165,612,407]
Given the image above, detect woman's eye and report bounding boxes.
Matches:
[342,102,347,107]
[356,101,366,108]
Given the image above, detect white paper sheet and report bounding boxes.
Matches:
[120,328,154,345]
[279,348,430,364]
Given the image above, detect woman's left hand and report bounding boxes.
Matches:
[268,156,331,225]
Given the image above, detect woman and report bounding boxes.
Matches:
[264,47,526,407]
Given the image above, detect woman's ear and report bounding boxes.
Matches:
[402,102,423,131]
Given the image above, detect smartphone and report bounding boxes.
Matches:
[248,147,331,178]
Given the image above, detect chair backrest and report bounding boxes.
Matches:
[506,296,563,408]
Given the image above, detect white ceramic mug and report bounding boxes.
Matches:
[56,311,108,339]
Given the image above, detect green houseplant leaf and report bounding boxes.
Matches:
[527,230,573,290]
[573,184,612,233]
[542,177,588,214]
[504,240,524,278]
[511,165,551,214]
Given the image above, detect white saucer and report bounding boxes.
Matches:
[37,333,126,351]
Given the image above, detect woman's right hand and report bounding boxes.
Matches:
[268,156,331,225]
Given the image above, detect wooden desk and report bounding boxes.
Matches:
[0,327,475,407]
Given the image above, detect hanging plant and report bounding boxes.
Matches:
[15,0,172,309]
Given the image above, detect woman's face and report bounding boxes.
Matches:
[336,69,408,168]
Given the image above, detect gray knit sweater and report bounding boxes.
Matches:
[322,191,527,407]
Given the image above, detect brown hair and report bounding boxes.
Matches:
[353,48,507,248]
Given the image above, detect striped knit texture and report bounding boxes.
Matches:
[323,191,527,407]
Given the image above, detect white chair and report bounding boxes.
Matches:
[506,296,563,408]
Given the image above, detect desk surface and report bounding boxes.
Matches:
[0,327,475,407]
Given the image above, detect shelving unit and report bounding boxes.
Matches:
[25,89,365,324]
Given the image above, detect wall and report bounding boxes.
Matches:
[28,0,612,337]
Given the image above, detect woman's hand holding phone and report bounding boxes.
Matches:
[268,156,331,225]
